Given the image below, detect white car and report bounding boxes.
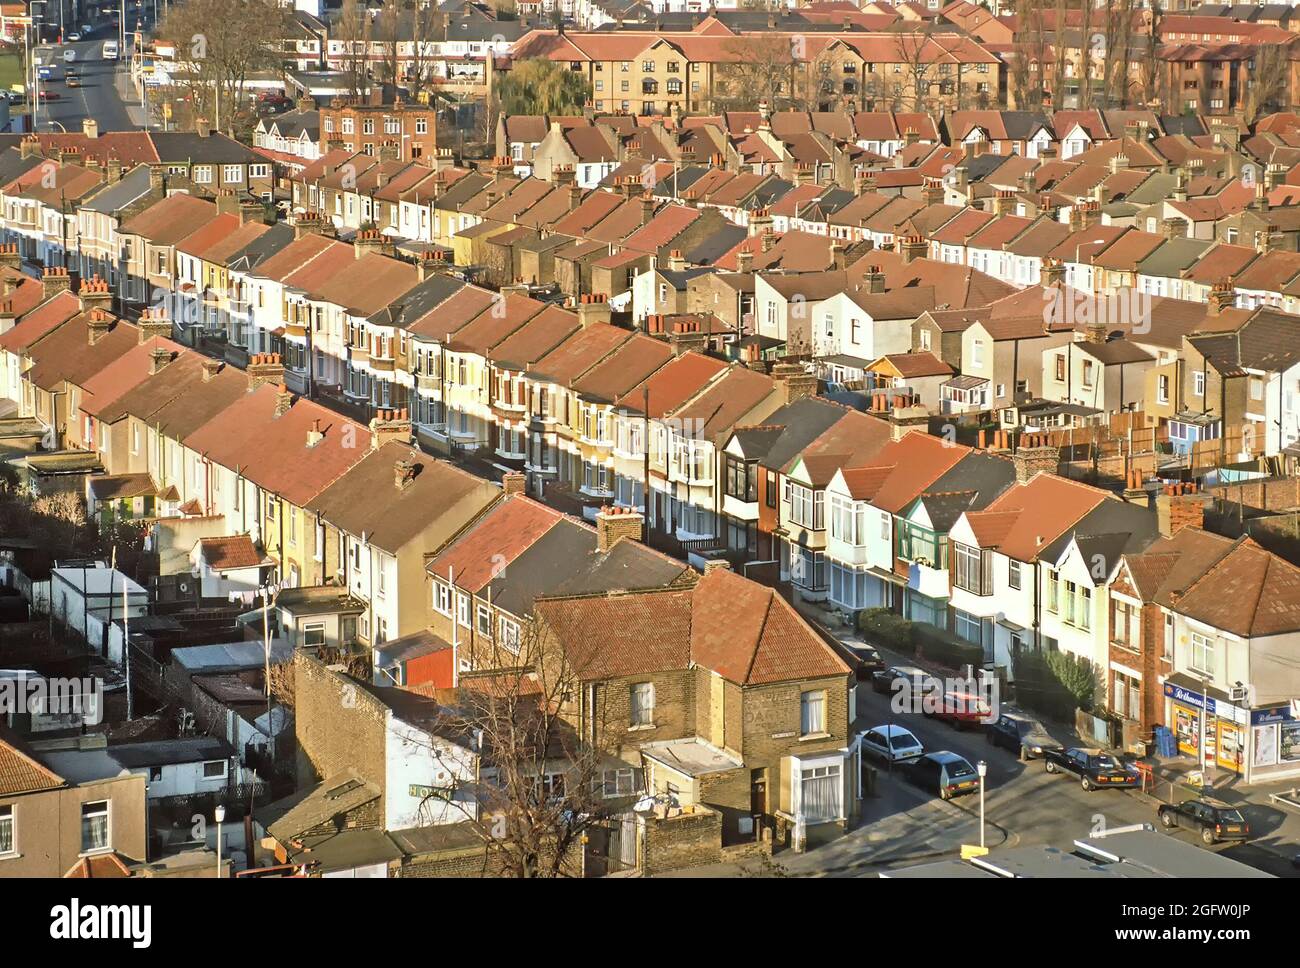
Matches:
[67,31,82,41]
[859,724,925,764]
[63,49,76,63]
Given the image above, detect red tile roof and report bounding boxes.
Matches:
[0,731,64,796]
[427,495,565,592]
[198,535,267,571]
[963,474,1109,561]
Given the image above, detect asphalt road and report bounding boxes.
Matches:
[30,18,152,134]
[778,681,1300,877]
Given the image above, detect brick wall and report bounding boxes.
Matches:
[640,806,722,875]
[293,652,388,819]
[741,676,849,818]
[698,767,752,844]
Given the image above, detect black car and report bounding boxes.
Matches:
[1043,747,1141,791]
[902,751,982,801]
[1157,798,1250,845]
[851,645,885,680]
[984,711,1060,760]
[870,664,939,700]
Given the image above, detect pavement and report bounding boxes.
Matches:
[656,597,1300,878]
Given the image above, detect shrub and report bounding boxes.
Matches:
[1013,648,1098,721]
[858,607,914,654]
[912,623,983,671]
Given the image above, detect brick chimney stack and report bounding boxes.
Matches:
[86,308,114,345]
[247,352,286,390]
[42,266,71,301]
[78,274,113,314]
[1013,445,1061,483]
[394,457,419,490]
[1207,280,1236,316]
[502,471,527,495]
[0,243,21,270]
[274,389,294,418]
[354,228,393,260]
[149,346,172,374]
[771,361,818,405]
[369,408,412,449]
[596,505,644,552]
[306,418,325,448]
[1155,482,1206,537]
[576,293,611,328]
[137,306,173,343]
[200,358,224,382]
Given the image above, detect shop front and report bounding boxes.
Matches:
[1165,678,1300,783]
[1163,680,1247,776]
[1248,706,1300,783]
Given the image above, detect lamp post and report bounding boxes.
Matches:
[214,804,225,878]
[977,760,988,849]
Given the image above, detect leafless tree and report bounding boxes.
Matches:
[1139,2,1166,107]
[1101,0,1137,108]
[1050,0,1068,111]
[412,619,635,878]
[157,0,291,136]
[713,34,797,111]
[336,0,374,100]
[1243,44,1291,124]
[894,27,936,112]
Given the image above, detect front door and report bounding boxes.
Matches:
[750,769,767,840]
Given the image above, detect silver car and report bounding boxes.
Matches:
[860,724,925,763]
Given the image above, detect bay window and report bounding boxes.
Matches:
[952,543,991,595]
[789,484,824,530]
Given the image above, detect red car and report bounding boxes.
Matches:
[37,90,62,101]
[924,690,992,730]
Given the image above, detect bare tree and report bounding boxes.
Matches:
[894,27,937,112]
[1049,0,1067,111]
[1243,44,1291,124]
[713,34,796,111]
[413,620,634,878]
[1139,1,1166,107]
[156,0,292,136]
[375,0,403,88]
[1101,0,1137,108]
[336,0,373,100]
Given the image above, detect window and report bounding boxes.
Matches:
[789,484,824,530]
[725,455,756,502]
[1046,568,1059,612]
[597,767,644,798]
[433,581,451,616]
[302,622,326,648]
[1193,371,1205,397]
[1190,631,1215,675]
[476,603,493,638]
[456,592,470,628]
[1158,374,1170,404]
[919,328,931,351]
[1008,560,1021,590]
[829,495,866,546]
[193,165,213,183]
[800,690,826,736]
[971,339,985,368]
[1250,377,1264,401]
[499,617,521,654]
[952,543,990,595]
[203,759,228,780]
[630,682,654,727]
[81,801,109,853]
[0,804,12,856]
[955,609,982,645]
[222,165,243,183]
[1055,354,1066,381]
[799,763,842,822]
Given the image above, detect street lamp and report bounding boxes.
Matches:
[214,804,225,878]
[976,760,988,849]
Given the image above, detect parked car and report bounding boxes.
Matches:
[870,664,939,700]
[984,711,1060,760]
[924,689,992,730]
[851,645,884,680]
[902,751,982,801]
[1043,747,1141,791]
[1157,798,1250,845]
[859,724,924,764]
[67,31,82,41]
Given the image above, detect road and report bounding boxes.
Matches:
[29,13,155,134]
[775,679,1300,877]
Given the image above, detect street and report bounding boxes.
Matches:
[29,16,152,134]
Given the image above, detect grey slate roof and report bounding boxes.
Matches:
[82,164,153,214]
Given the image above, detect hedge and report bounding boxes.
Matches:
[1012,648,1098,721]
[911,623,984,671]
[857,607,914,654]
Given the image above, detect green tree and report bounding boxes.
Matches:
[495,58,591,116]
